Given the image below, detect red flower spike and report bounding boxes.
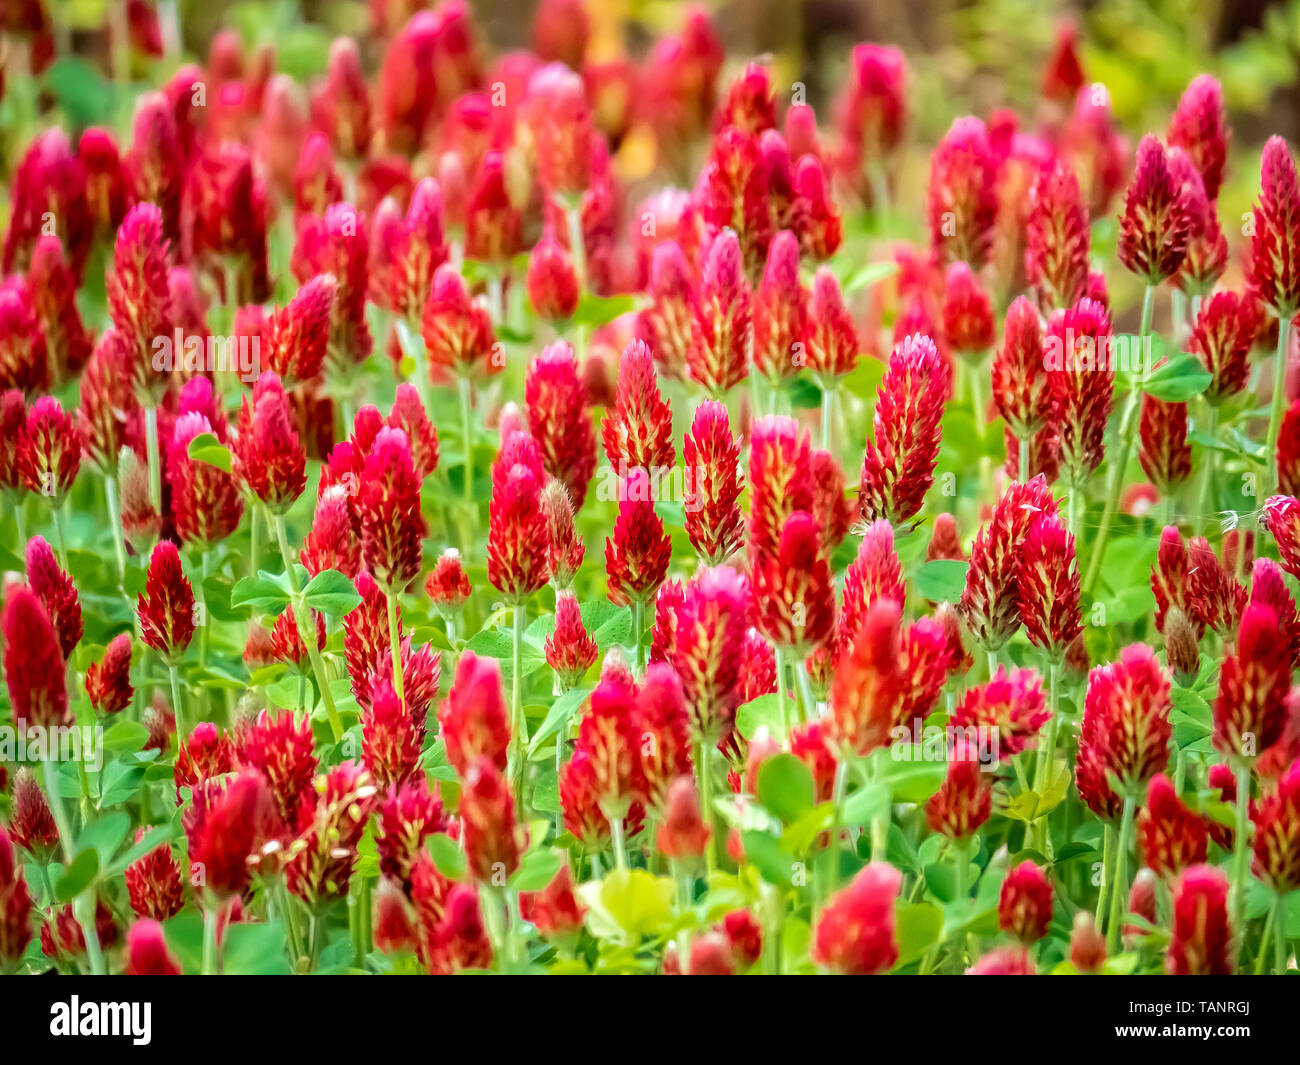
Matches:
[859,333,950,524]
[927,116,998,269]
[519,863,587,942]
[1137,394,1192,496]
[357,426,426,594]
[803,267,859,378]
[1066,88,1131,221]
[136,541,195,663]
[234,373,307,511]
[532,0,589,68]
[24,535,81,659]
[319,37,372,158]
[951,667,1049,760]
[421,265,498,379]
[8,770,59,862]
[1250,558,1300,671]
[748,415,814,556]
[464,151,521,266]
[1076,644,1172,815]
[1044,296,1113,488]
[792,156,842,261]
[1212,599,1291,764]
[459,757,523,883]
[812,862,901,975]
[361,678,423,790]
[487,447,551,604]
[266,274,335,386]
[125,834,185,921]
[637,663,693,813]
[235,709,320,827]
[1191,290,1253,406]
[524,63,595,198]
[605,497,672,607]
[1069,911,1107,973]
[1168,74,1228,201]
[1250,756,1300,891]
[1166,864,1233,975]
[752,511,834,655]
[174,722,234,796]
[106,202,173,404]
[1265,495,1300,581]
[1186,535,1246,638]
[426,549,473,617]
[682,400,743,565]
[2,585,68,731]
[525,344,597,508]
[925,747,993,841]
[286,762,378,910]
[1137,773,1209,879]
[649,579,685,665]
[940,261,995,357]
[86,633,133,715]
[526,228,580,322]
[835,43,907,199]
[1169,149,1227,297]
[602,337,676,475]
[687,228,751,397]
[438,651,510,777]
[27,236,92,385]
[291,202,373,368]
[998,860,1054,944]
[17,396,81,505]
[1025,160,1090,312]
[124,919,182,976]
[1248,137,1300,315]
[183,768,285,902]
[301,486,361,579]
[1118,136,1190,285]
[657,774,711,861]
[545,593,598,690]
[376,781,446,887]
[169,413,245,549]
[752,230,806,383]
[79,127,129,236]
[967,946,1036,975]
[739,628,778,703]
[1042,22,1086,104]
[960,476,1058,650]
[673,565,750,742]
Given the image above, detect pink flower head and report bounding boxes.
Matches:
[438,651,510,776]
[859,333,950,524]
[24,535,81,659]
[1045,296,1113,488]
[1212,599,1291,764]
[291,201,373,369]
[487,442,551,604]
[361,678,423,790]
[1025,159,1090,311]
[266,274,335,386]
[928,116,998,269]
[813,863,901,975]
[752,511,835,655]
[688,228,752,397]
[951,667,1049,760]
[748,414,814,556]
[752,230,807,383]
[421,264,498,378]
[17,395,81,505]
[357,427,426,594]
[673,565,750,741]
[545,593,598,689]
[1138,773,1209,879]
[804,266,859,378]
[1166,864,1233,975]
[124,919,182,976]
[682,400,743,565]
[1248,137,1300,316]
[1168,74,1228,201]
[1191,290,1253,405]
[526,343,597,508]
[136,541,195,663]
[86,633,134,715]
[941,261,995,358]
[998,861,1053,943]
[1118,136,1190,285]
[526,227,580,322]
[169,412,245,549]
[925,746,993,841]
[605,497,672,607]
[602,338,676,475]
[234,372,307,512]
[992,297,1050,441]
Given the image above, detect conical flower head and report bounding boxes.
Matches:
[1166,864,1233,975]
[1137,773,1209,879]
[438,651,510,776]
[0,826,34,966]
[358,427,426,594]
[361,678,423,790]
[136,541,195,663]
[1077,644,1172,808]
[0,283,48,395]
[1191,290,1252,405]
[236,709,320,827]
[605,497,672,607]
[752,510,835,655]
[673,565,750,741]
[24,535,81,659]
[487,449,551,604]
[1169,149,1228,297]
[86,633,134,715]
[682,400,743,565]
[183,768,284,901]
[286,761,378,910]
[639,241,693,381]
[751,230,806,382]
[748,414,814,556]
[290,201,373,369]
[997,860,1053,944]
[233,372,307,511]
[266,273,335,386]
[803,266,859,377]
[526,343,597,508]
[1168,74,1228,200]
[836,519,905,661]
[1248,137,1300,315]
[1251,756,1300,891]
[927,116,998,269]
[459,756,523,883]
[1212,600,1291,764]
[940,261,995,357]
[924,746,992,841]
[107,202,173,404]
[992,297,1051,441]
[1137,393,1192,496]
[526,227,579,322]
[8,770,59,862]
[169,412,244,549]
[421,264,497,378]
[545,593,598,690]
[1025,159,1090,311]
[859,333,950,524]
[812,863,901,975]
[1045,296,1113,487]
[124,835,185,921]
[602,338,675,475]
[124,919,182,976]
[27,235,92,385]
[1017,514,1083,659]
[951,667,1049,760]
[687,228,751,397]
[1118,135,1190,285]
[17,396,81,505]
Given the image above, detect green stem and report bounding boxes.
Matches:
[1084,285,1155,595]
[825,759,848,901]
[631,599,645,675]
[1106,796,1136,955]
[1096,823,1116,932]
[168,663,185,741]
[773,647,789,737]
[1255,900,1277,975]
[1229,765,1252,934]
[1018,435,1030,481]
[386,592,405,702]
[271,512,343,742]
[43,758,105,976]
[793,655,817,723]
[1267,315,1293,497]
[695,739,716,876]
[1199,402,1219,532]
[202,905,219,975]
[510,601,528,814]
[144,405,163,516]
[458,376,475,505]
[51,503,69,570]
[820,380,836,453]
[1274,893,1288,975]
[565,205,587,289]
[609,815,627,870]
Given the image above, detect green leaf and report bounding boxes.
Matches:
[528,687,590,756]
[911,559,969,603]
[740,830,798,885]
[841,782,890,827]
[54,848,99,902]
[577,868,675,940]
[1142,353,1213,402]
[301,569,361,616]
[102,719,150,753]
[840,260,900,295]
[186,431,234,473]
[894,902,944,966]
[573,292,637,327]
[231,574,292,615]
[221,921,292,975]
[76,812,131,866]
[427,833,466,881]
[105,825,173,877]
[99,761,149,807]
[757,754,816,824]
[736,693,782,741]
[510,848,564,892]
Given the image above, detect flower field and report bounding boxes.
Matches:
[2,0,1300,979]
